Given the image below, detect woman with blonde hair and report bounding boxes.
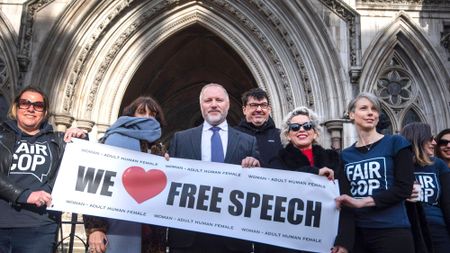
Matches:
[336,92,416,253]
[263,106,353,253]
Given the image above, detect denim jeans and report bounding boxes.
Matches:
[0,223,58,253]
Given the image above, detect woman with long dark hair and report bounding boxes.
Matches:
[401,122,450,253]
[84,96,167,253]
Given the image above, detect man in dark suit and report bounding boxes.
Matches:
[168,83,260,253]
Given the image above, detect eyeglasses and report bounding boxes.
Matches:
[246,103,269,110]
[438,139,450,146]
[288,122,315,132]
[18,99,45,112]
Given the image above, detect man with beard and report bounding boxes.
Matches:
[168,83,260,253]
[235,88,282,167]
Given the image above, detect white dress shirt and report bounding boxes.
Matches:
[201,121,228,162]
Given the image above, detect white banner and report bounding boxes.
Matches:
[50,140,340,252]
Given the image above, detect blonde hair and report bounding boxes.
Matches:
[280,106,321,147]
[346,92,381,122]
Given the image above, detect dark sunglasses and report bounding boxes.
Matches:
[288,122,314,132]
[438,139,450,146]
[18,99,45,112]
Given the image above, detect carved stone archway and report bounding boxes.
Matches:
[121,24,259,141]
[32,0,350,147]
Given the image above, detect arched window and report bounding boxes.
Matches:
[373,53,425,133]
[401,109,421,128]
[376,109,393,135]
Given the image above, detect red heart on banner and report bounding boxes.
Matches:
[122,166,167,204]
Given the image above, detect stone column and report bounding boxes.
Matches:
[76,119,95,133]
[53,114,74,132]
[96,123,110,140]
[323,119,347,150]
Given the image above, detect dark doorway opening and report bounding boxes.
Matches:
[122,24,257,143]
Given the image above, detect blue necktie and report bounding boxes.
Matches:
[211,127,224,163]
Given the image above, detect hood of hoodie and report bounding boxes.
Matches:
[4,119,53,138]
[237,116,276,134]
[103,116,161,143]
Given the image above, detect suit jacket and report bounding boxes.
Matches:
[168,124,259,252]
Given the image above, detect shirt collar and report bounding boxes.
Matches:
[202,120,228,132]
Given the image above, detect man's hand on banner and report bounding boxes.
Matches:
[241,156,260,168]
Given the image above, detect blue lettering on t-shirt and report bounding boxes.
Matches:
[345,157,387,197]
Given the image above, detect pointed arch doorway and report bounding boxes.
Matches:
[122,24,257,142]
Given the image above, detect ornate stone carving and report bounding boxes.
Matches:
[442,33,450,52]
[319,0,362,70]
[376,69,413,107]
[64,0,137,113]
[53,113,74,131]
[358,0,448,4]
[18,0,55,75]
[0,57,6,89]
[442,22,450,60]
[86,0,174,112]
[210,0,299,107]
[248,0,309,107]
[76,119,95,132]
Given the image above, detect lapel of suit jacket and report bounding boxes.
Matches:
[225,127,239,163]
[189,125,203,160]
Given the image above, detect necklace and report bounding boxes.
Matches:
[358,134,382,151]
[364,142,374,151]
[358,140,375,151]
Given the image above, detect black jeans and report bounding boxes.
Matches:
[354,227,414,253]
[0,223,58,253]
[429,224,450,253]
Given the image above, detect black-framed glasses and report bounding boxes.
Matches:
[246,103,269,110]
[18,99,45,112]
[288,122,314,132]
[438,139,450,146]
